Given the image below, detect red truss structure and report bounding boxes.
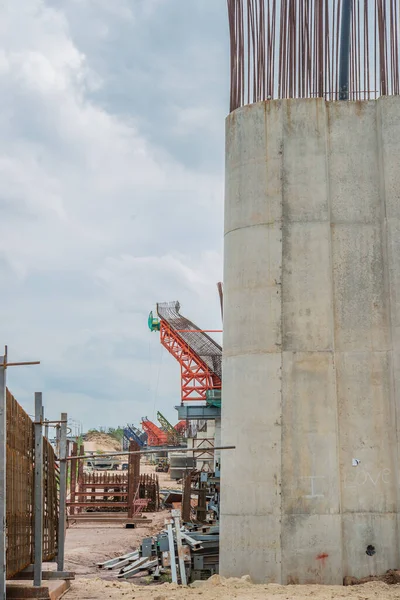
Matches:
[141,418,168,447]
[157,302,222,403]
[174,420,187,434]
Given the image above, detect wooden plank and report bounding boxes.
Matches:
[76,483,128,489]
[66,502,129,507]
[128,441,140,519]
[68,492,128,497]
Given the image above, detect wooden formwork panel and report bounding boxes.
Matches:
[6,389,59,578]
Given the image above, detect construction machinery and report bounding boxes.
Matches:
[141,417,168,447]
[148,301,222,403]
[85,454,120,471]
[156,410,185,446]
[123,424,147,450]
[155,457,169,473]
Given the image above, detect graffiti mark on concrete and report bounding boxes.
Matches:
[344,469,391,488]
[301,476,325,498]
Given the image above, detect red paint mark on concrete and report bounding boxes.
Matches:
[316,553,329,566]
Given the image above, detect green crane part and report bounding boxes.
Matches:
[148,311,160,332]
[157,411,180,445]
[206,389,222,408]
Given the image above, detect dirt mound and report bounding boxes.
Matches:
[83,431,121,453]
[344,570,400,586]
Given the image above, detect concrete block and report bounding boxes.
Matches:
[332,223,390,352]
[342,513,399,579]
[221,352,282,516]
[219,514,281,583]
[377,96,400,219]
[386,217,400,349]
[222,97,400,584]
[222,353,282,436]
[336,350,397,513]
[282,98,329,222]
[328,101,380,224]
[224,224,282,356]
[225,102,283,233]
[281,351,340,515]
[282,222,333,351]
[281,514,342,584]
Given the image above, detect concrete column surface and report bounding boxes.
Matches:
[221,97,400,584]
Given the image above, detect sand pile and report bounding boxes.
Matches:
[83,431,122,453]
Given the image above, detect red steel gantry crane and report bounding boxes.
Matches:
[148,301,222,403]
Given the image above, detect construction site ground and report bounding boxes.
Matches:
[67,574,400,599]
[63,465,400,600]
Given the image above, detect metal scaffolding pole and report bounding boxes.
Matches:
[34,393,43,587]
[57,413,67,572]
[0,357,6,600]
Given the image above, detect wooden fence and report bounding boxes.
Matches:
[67,443,159,516]
[5,389,59,578]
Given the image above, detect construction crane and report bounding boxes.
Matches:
[148,301,222,403]
[141,417,168,447]
[123,424,147,450]
[174,420,187,435]
[156,411,184,446]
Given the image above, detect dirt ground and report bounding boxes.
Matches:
[64,510,169,578]
[64,463,400,600]
[64,461,182,581]
[67,575,400,600]
[65,515,400,600]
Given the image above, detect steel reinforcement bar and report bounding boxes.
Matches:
[228,0,400,112]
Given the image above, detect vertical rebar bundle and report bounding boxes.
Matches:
[227,0,400,111]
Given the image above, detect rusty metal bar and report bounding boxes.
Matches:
[182,473,192,523]
[0,357,6,599]
[228,0,400,111]
[4,362,40,368]
[128,441,140,519]
[69,443,78,516]
[65,445,236,461]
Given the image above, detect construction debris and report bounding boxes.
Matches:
[96,512,219,584]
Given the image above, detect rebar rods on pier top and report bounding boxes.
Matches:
[227,0,400,112]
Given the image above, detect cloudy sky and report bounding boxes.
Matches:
[1,0,228,431]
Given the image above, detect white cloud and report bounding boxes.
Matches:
[1,0,226,429]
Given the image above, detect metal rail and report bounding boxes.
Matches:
[66,445,236,461]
